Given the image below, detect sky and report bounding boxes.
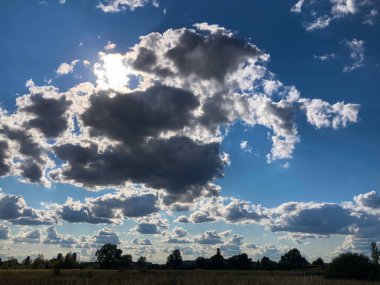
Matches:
[0,0,379,263]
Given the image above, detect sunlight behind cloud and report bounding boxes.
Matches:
[94,53,131,91]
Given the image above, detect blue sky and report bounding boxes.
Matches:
[0,0,379,263]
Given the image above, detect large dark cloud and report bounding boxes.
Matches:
[22,94,72,138]
[82,84,199,144]
[0,127,43,162]
[133,47,173,76]
[0,126,45,183]
[165,30,259,81]
[53,136,224,195]
[268,202,355,235]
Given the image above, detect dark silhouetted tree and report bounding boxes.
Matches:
[227,253,252,270]
[166,249,182,268]
[371,242,379,265]
[22,256,31,266]
[32,254,47,269]
[136,256,147,268]
[260,256,277,270]
[312,257,325,267]
[120,254,133,269]
[95,243,123,269]
[325,252,376,280]
[210,248,224,269]
[279,248,309,269]
[196,256,208,269]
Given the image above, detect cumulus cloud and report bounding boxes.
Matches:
[161,227,193,244]
[131,214,169,234]
[354,191,380,210]
[0,24,360,210]
[56,190,160,224]
[0,224,10,240]
[13,229,41,244]
[0,192,56,225]
[176,196,268,225]
[43,226,77,247]
[91,227,121,244]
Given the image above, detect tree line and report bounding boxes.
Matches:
[0,241,379,280]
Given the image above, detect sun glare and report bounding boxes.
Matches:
[94,53,131,91]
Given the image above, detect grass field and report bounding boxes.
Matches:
[0,270,379,285]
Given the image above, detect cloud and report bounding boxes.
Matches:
[363,9,378,25]
[91,227,121,244]
[292,0,377,31]
[313,53,336,61]
[43,226,77,247]
[194,230,228,245]
[13,229,41,244]
[354,191,380,210]
[268,201,354,235]
[343,38,365,72]
[161,227,193,244]
[0,192,56,225]
[299,99,360,129]
[132,214,169,234]
[0,224,10,240]
[56,190,160,224]
[20,93,72,138]
[56,60,79,76]
[220,234,245,256]
[240,140,252,153]
[291,0,305,13]
[0,141,10,177]
[97,0,159,12]
[177,197,268,224]
[0,23,359,207]
[104,41,117,51]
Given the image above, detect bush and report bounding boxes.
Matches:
[325,252,378,280]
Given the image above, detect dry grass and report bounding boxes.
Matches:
[0,269,379,285]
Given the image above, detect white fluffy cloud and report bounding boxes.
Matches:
[97,0,159,13]
[56,60,79,76]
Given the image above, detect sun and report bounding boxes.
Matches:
[94,53,131,91]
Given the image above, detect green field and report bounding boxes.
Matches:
[0,270,379,285]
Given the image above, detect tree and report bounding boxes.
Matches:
[210,248,224,269]
[120,254,133,269]
[64,252,78,269]
[136,256,147,268]
[22,256,31,266]
[279,248,309,269]
[260,256,277,270]
[325,252,377,280]
[371,242,379,265]
[166,249,182,268]
[312,257,325,267]
[32,254,46,269]
[196,257,208,269]
[227,253,252,270]
[95,243,123,269]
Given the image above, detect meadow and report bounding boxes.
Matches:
[0,270,379,285]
